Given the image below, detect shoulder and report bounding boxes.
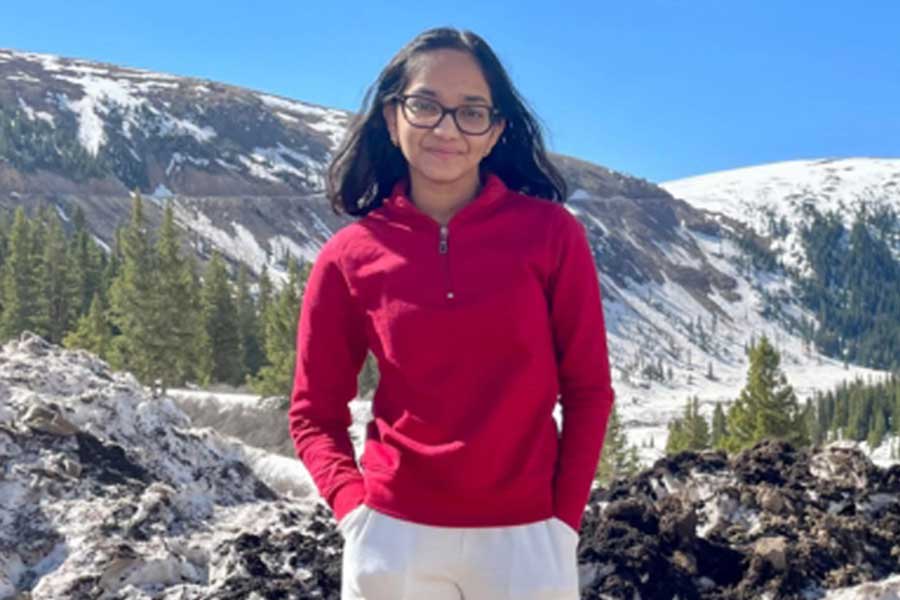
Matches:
[312,221,364,266]
[312,217,386,276]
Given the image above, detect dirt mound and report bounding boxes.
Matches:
[575,439,900,599]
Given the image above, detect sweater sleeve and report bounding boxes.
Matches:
[548,207,616,533]
[288,237,369,523]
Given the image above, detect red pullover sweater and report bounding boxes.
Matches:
[288,171,615,533]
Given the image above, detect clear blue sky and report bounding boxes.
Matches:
[3,0,899,183]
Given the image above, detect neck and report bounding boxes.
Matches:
[408,169,483,226]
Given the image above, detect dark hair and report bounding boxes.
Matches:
[326,27,568,216]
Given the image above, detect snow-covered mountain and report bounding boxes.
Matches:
[0,47,352,279]
[659,158,900,275]
[1,48,898,467]
[567,157,898,464]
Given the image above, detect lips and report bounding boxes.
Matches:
[426,147,461,156]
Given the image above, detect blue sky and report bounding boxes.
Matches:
[3,0,898,183]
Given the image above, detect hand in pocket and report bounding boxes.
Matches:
[337,503,370,537]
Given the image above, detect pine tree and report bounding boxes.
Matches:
[711,401,728,449]
[0,208,39,340]
[595,403,640,485]
[235,263,264,381]
[36,210,79,344]
[666,395,710,454]
[256,264,274,366]
[201,251,242,386]
[67,205,105,317]
[184,251,213,386]
[0,210,11,271]
[250,257,308,397]
[63,292,112,358]
[151,201,199,391]
[868,409,887,450]
[99,227,123,312]
[804,398,823,446]
[107,194,159,382]
[722,334,807,453]
[893,386,900,436]
[666,418,686,455]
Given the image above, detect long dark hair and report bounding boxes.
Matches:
[326,27,568,216]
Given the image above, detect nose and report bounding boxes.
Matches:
[431,111,462,138]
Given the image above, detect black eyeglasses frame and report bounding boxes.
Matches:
[390,94,502,136]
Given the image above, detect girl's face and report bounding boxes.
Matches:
[383,49,506,188]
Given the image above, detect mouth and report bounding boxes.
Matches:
[425,148,461,157]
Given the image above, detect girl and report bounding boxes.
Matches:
[289,27,615,600]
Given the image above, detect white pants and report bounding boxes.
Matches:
[338,504,581,599]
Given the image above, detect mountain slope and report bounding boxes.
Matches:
[659,158,900,275]
[1,48,897,465]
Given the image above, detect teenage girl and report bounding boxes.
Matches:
[289,26,616,600]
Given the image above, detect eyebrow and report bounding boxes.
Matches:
[410,87,491,104]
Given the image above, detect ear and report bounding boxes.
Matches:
[485,117,506,156]
[382,102,398,145]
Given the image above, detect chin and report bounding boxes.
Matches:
[412,160,477,185]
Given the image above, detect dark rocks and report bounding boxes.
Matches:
[576,438,900,599]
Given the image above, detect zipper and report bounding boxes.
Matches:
[439,224,455,301]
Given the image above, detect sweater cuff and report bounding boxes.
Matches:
[553,507,583,535]
[332,478,367,523]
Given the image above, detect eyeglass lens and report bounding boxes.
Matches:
[402,96,493,134]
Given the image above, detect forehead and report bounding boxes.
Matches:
[405,49,492,103]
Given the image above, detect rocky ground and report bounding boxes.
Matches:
[577,440,900,599]
[1,332,899,599]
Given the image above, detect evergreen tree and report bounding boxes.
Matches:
[711,401,728,449]
[152,201,199,391]
[722,334,807,453]
[256,264,274,366]
[250,257,308,397]
[665,395,710,454]
[595,403,640,485]
[868,409,887,450]
[804,398,823,446]
[99,226,123,311]
[0,210,11,271]
[67,205,105,317]
[63,292,112,358]
[107,194,159,383]
[845,385,870,441]
[893,386,900,436]
[201,251,242,386]
[184,251,213,386]
[0,208,39,340]
[235,263,265,381]
[36,210,79,344]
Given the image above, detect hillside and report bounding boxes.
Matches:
[1,47,898,464]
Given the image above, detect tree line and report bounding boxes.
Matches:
[596,334,900,486]
[797,203,900,371]
[664,335,900,458]
[0,198,378,401]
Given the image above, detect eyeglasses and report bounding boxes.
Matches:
[391,94,501,136]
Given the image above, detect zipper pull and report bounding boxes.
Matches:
[439,225,449,254]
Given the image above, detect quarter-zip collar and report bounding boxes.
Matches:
[382,171,509,230]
